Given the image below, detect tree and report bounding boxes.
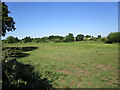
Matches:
[107,32,120,42]
[2,2,16,36]
[6,36,14,43]
[6,36,19,43]
[97,35,101,38]
[48,35,64,40]
[1,2,16,89]
[23,36,32,43]
[40,37,48,42]
[13,37,19,43]
[76,34,84,41]
[65,33,74,42]
[85,35,91,38]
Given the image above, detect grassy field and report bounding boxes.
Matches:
[5,41,119,88]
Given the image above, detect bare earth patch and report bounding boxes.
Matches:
[56,69,71,74]
[92,63,115,71]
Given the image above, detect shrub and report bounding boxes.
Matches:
[2,47,52,89]
[89,37,96,41]
[97,35,101,38]
[65,33,74,42]
[85,35,91,38]
[6,36,19,43]
[76,34,84,41]
[54,39,63,43]
[22,36,32,43]
[100,37,107,42]
[107,32,120,42]
[104,38,113,44]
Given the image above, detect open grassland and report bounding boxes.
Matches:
[5,41,119,88]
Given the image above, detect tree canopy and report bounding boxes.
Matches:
[6,36,19,43]
[2,2,16,36]
[22,36,32,43]
[85,35,91,38]
[76,34,84,41]
[65,33,74,42]
[107,32,120,42]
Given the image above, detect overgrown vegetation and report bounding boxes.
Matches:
[107,32,120,43]
[3,32,120,44]
[2,46,52,89]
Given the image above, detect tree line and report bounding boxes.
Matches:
[3,32,120,44]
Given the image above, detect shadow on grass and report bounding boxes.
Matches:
[5,46,38,52]
[3,59,52,89]
[3,46,53,89]
[15,52,29,58]
[3,46,38,58]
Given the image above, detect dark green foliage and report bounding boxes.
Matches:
[3,59,52,89]
[6,36,19,43]
[97,35,101,38]
[2,47,52,89]
[65,33,74,42]
[85,35,91,38]
[40,37,49,42]
[22,36,32,43]
[107,32,120,42]
[105,39,113,44]
[2,2,16,36]
[33,38,41,43]
[48,35,64,43]
[76,34,84,41]
[89,37,96,41]
[48,35,64,40]
[6,36,14,43]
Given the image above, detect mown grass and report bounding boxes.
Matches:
[5,41,119,88]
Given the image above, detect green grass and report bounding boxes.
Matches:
[5,41,119,88]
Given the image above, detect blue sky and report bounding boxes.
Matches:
[3,2,118,39]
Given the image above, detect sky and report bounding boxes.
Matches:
[2,2,118,39]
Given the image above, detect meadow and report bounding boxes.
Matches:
[5,41,119,88]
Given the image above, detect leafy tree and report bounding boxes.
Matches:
[2,2,16,36]
[40,37,48,42]
[107,32,120,42]
[6,36,19,43]
[13,37,19,43]
[33,38,41,43]
[6,36,14,43]
[65,33,74,42]
[97,35,101,38]
[1,2,16,88]
[23,36,32,43]
[76,34,84,41]
[48,35,63,40]
[85,35,91,38]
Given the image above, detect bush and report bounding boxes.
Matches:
[100,37,107,42]
[97,35,101,38]
[2,47,52,89]
[85,35,91,38]
[76,34,84,41]
[104,38,113,44]
[54,39,63,43]
[6,36,19,43]
[65,33,74,42]
[107,32,120,42]
[89,37,96,41]
[22,36,32,43]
